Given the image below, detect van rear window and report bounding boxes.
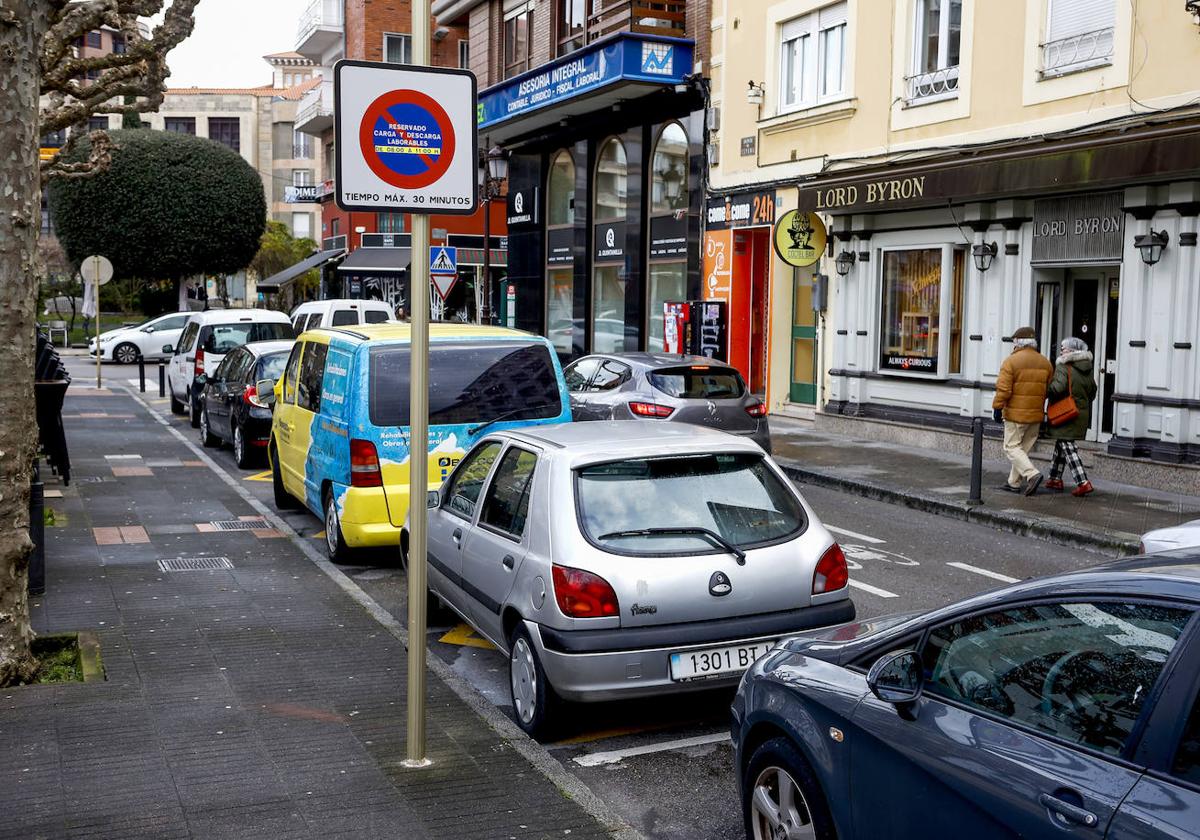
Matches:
[202,321,294,353]
[369,342,563,427]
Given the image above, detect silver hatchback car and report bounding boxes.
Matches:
[407,421,854,737]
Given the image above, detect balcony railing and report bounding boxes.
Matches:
[295,79,334,136]
[905,65,960,104]
[1040,27,1114,78]
[296,0,343,58]
[585,0,686,43]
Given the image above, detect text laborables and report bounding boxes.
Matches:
[814,176,927,210]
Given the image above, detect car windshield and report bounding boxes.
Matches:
[369,341,563,427]
[256,352,288,382]
[649,366,745,399]
[202,322,294,353]
[576,453,805,555]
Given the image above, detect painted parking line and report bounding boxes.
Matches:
[847,579,899,599]
[946,562,1020,584]
[826,525,885,545]
[438,622,496,650]
[572,732,729,767]
[244,470,273,482]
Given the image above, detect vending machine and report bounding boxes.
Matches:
[662,300,728,361]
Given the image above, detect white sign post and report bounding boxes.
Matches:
[80,254,114,389]
[333,43,478,769]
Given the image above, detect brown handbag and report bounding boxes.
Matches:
[1046,367,1080,427]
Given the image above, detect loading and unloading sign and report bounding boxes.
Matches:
[359,90,456,190]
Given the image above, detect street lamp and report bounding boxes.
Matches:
[1133,228,1169,266]
[834,250,857,276]
[972,241,998,273]
[478,145,509,324]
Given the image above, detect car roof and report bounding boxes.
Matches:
[185,308,290,324]
[292,299,391,313]
[497,421,763,462]
[587,352,741,371]
[241,340,294,357]
[306,322,541,344]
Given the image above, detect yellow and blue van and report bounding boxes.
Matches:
[265,323,571,561]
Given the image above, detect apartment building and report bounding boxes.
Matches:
[711,0,1200,465]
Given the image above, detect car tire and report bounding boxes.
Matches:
[113,342,140,365]
[323,488,354,564]
[198,406,219,448]
[232,422,254,468]
[508,623,559,740]
[743,737,837,840]
[187,390,200,428]
[270,442,299,510]
[169,387,185,415]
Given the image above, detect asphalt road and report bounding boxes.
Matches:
[81,359,1109,840]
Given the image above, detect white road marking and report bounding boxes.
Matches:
[572,733,729,767]
[826,525,885,545]
[847,579,898,598]
[946,562,1020,584]
[104,454,142,460]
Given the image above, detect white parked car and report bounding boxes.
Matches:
[87,311,193,364]
[290,299,394,333]
[165,309,294,428]
[1141,520,1200,553]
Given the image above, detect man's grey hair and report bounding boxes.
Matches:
[1014,337,1038,350]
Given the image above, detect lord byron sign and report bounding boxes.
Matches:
[1031,192,1124,265]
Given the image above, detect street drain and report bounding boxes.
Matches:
[209,519,272,531]
[158,556,234,572]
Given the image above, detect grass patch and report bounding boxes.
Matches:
[30,634,83,684]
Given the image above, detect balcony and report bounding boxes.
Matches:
[295,79,334,136]
[587,0,686,41]
[1040,27,1114,79]
[296,0,343,61]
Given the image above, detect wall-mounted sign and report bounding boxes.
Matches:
[361,232,412,248]
[740,136,756,157]
[594,222,626,262]
[284,184,321,203]
[507,187,539,226]
[1031,191,1124,265]
[649,215,688,258]
[705,190,775,230]
[773,210,827,267]
[881,354,937,373]
[547,227,574,265]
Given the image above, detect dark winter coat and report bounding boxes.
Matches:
[1046,350,1098,440]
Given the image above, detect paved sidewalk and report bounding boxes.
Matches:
[771,418,1200,555]
[1,385,620,840]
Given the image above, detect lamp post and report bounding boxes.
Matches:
[479,145,509,324]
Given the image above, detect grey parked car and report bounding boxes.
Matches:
[564,353,772,453]
[732,552,1200,840]
[405,421,854,737]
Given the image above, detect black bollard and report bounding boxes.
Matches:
[28,460,45,595]
[158,363,166,397]
[138,357,146,392]
[968,417,984,506]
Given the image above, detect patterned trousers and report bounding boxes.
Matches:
[1049,440,1088,485]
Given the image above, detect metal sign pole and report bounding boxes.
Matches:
[94,258,101,390]
[405,0,432,768]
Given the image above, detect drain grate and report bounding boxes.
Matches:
[209,519,272,531]
[158,556,234,572]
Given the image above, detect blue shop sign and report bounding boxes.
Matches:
[478,33,694,129]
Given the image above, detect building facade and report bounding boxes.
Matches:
[711,0,1200,463]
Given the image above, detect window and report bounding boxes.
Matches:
[292,212,312,240]
[148,314,191,332]
[779,3,847,111]
[546,150,577,357]
[1172,690,1200,785]
[1041,0,1114,78]
[480,447,537,537]
[564,358,599,391]
[547,150,576,226]
[594,138,627,222]
[651,123,688,215]
[384,33,412,64]
[648,264,686,350]
[85,31,102,48]
[377,212,405,233]
[878,246,964,376]
[593,138,628,353]
[908,0,961,102]
[922,601,1191,757]
[202,322,293,354]
[458,40,470,69]
[208,117,240,152]
[293,127,312,159]
[331,309,358,327]
[297,341,328,412]
[503,3,533,79]
[304,312,323,331]
[87,116,108,133]
[446,441,503,519]
[589,360,630,391]
[293,169,313,186]
[282,344,302,404]
[649,366,745,399]
[364,309,390,324]
[111,34,126,54]
[164,117,195,135]
[179,322,199,353]
[558,0,586,55]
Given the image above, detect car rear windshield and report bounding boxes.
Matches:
[576,453,805,555]
[648,365,744,399]
[256,352,288,382]
[202,321,294,354]
[369,341,564,427]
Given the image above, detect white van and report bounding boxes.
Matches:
[290,299,394,333]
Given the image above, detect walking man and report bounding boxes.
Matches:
[1045,336,1099,496]
[993,326,1053,495]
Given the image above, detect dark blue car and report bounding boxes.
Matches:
[732,552,1200,839]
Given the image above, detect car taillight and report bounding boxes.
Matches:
[349,438,383,488]
[746,402,767,418]
[194,347,205,378]
[629,401,674,418]
[244,384,269,408]
[812,543,849,595]
[552,564,619,618]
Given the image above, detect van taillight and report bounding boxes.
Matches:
[350,439,383,488]
[552,564,619,618]
[194,347,205,378]
[812,543,848,595]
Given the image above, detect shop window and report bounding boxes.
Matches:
[1041,0,1114,78]
[548,150,575,226]
[648,263,685,351]
[907,0,961,103]
[878,246,964,376]
[558,0,586,55]
[593,265,627,353]
[593,138,628,353]
[546,150,577,358]
[779,3,847,112]
[650,123,688,215]
[594,138,627,222]
[503,2,533,79]
[384,33,412,64]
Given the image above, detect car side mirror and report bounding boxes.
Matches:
[143,325,155,333]
[255,379,276,407]
[162,344,174,354]
[426,490,440,509]
[866,649,923,705]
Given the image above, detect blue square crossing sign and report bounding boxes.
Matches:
[430,246,457,275]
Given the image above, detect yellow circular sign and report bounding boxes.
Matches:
[773,210,827,268]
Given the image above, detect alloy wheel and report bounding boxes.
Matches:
[115,343,138,364]
[510,637,538,725]
[199,410,209,443]
[233,424,244,464]
[750,766,816,840]
[325,499,339,556]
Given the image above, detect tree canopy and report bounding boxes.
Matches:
[48,129,266,281]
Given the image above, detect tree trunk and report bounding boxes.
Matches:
[0,2,48,686]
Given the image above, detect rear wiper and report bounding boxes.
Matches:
[597,527,746,565]
[468,403,561,436]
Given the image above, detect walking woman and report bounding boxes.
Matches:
[1045,336,1099,496]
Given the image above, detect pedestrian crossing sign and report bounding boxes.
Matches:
[430,246,457,275]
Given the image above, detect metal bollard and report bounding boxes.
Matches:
[968,417,984,506]
[158,363,166,397]
[28,460,45,596]
[138,357,146,392]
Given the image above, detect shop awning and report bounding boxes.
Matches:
[258,247,343,291]
[337,247,411,273]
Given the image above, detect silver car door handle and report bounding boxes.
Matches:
[502,554,516,570]
[1038,794,1098,828]
[451,528,462,545]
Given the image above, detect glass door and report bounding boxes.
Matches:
[789,271,817,404]
[1065,269,1118,440]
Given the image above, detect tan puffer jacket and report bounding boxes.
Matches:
[993,345,1053,424]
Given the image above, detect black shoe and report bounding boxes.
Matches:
[1023,473,1044,496]
[998,483,1022,493]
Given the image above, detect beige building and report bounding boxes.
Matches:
[708,0,1200,466]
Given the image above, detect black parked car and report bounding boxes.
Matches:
[197,340,292,467]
